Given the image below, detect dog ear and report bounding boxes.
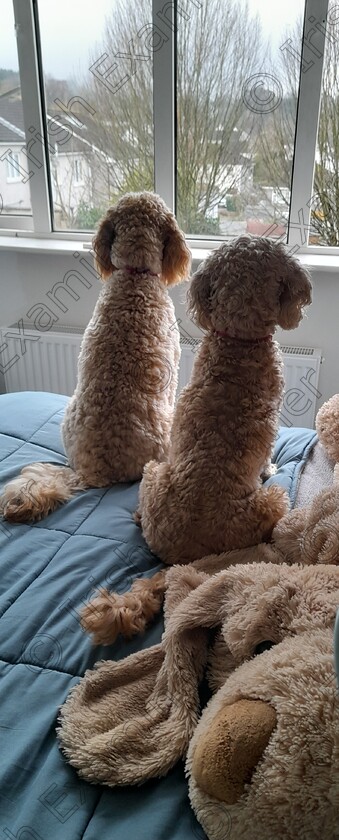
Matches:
[162,219,191,286]
[92,208,116,280]
[187,262,213,329]
[278,260,312,330]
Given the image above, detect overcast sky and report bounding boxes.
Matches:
[1,0,304,78]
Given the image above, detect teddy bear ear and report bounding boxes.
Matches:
[57,643,166,786]
[58,566,235,787]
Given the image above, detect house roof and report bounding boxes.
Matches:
[246,219,286,237]
[0,97,26,142]
[0,90,115,162]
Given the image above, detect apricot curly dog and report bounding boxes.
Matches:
[1,192,190,522]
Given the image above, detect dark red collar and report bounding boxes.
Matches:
[213,329,273,343]
[112,264,160,277]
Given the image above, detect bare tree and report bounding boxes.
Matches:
[50,153,91,228]
[176,0,262,231]
[312,27,339,245]
[254,33,300,217]
[74,0,263,233]
[80,0,154,197]
[258,7,339,245]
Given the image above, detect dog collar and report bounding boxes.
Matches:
[112,264,160,277]
[213,330,273,343]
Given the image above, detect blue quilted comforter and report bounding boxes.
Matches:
[0,392,317,839]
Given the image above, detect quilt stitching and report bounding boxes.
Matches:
[0,531,145,617]
[0,533,70,619]
[0,656,85,679]
[0,534,153,618]
[0,407,67,463]
[72,487,112,535]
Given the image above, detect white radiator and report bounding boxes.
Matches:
[0,326,83,396]
[279,344,322,428]
[0,326,322,429]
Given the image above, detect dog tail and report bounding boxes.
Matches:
[81,570,168,645]
[0,463,83,523]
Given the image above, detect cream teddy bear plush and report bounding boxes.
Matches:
[59,557,339,840]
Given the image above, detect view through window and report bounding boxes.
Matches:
[310,4,339,245]
[1,0,339,247]
[176,0,305,239]
[0,0,32,219]
[37,0,154,231]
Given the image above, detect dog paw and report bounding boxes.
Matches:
[261,462,277,481]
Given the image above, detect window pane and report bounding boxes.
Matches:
[37,0,154,231]
[176,0,305,239]
[0,0,32,218]
[310,4,339,246]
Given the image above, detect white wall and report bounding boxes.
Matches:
[0,249,338,414]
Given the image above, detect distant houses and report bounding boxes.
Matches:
[0,87,117,228]
[1,87,291,238]
[0,88,31,217]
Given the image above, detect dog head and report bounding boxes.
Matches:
[92,191,191,285]
[187,236,312,336]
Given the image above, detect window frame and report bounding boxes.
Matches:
[287,0,329,255]
[9,0,52,232]
[0,0,338,257]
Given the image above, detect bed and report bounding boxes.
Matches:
[0,391,321,838]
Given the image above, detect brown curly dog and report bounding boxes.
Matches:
[1,192,191,523]
[81,235,312,645]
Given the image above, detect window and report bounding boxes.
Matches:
[0,0,336,252]
[37,0,154,230]
[310,4,339,245]
[0,0,32,225]
[176,0,305,238]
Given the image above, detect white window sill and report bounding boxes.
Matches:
[0,233,88,255]
[191,250,339,272]
[0,233,339,273]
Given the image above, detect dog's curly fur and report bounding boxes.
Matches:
[138,236,312,564]
[81,235,312,645]
[0,192,191,523]
[81,570,167,646]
